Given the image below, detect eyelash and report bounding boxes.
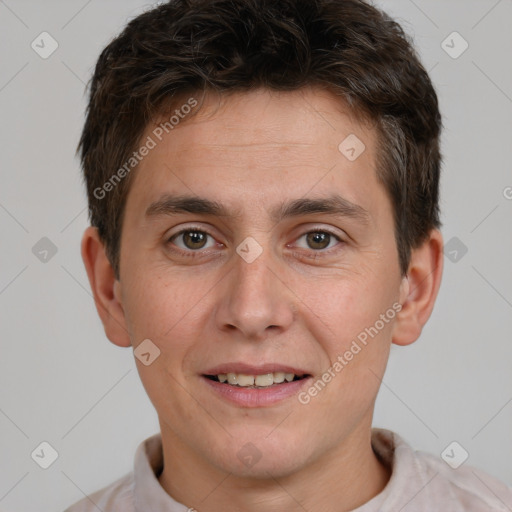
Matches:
[166,226,345,259]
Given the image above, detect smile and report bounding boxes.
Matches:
[205,372,307,388]
[201,364,312,407]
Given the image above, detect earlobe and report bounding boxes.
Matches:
[81,226,132,348]
[392,229,444,347]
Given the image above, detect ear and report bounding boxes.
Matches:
[81,226,131,348]
[392,229,444,346]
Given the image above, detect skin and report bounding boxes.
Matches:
[82,87,443,512]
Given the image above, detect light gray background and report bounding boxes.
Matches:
[0,1,511,511]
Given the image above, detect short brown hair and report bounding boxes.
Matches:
[79,0,442,279]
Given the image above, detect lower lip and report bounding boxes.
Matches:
[202,376,312,407]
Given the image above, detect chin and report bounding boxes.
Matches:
[210,432,313,479]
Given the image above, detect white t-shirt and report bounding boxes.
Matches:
[63,429,512,511]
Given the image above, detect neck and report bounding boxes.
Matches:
[157,422,391,512]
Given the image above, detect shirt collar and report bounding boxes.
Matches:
[133,433,190,511]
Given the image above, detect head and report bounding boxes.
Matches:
[81,0,443,480]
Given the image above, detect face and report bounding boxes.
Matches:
[115,87,408,477]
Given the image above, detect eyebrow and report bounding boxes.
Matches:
[145,193,371,225]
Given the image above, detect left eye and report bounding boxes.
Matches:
[170,230,216,250]
[295,231,341,250]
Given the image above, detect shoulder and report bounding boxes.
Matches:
[372,429,512,511]
[418,449,512,511]
[63,472,135,512]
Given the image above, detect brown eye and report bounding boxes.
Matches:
[170,229,215,251]
[306,232,331,250]
[182,231,207,249]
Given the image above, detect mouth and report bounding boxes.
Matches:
[203,372,309,388]
[201,364,312,407]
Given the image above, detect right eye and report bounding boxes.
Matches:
[168,229,217,251]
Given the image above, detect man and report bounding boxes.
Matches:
[66,0,512,510]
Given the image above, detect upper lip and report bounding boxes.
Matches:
[203,363,310,376]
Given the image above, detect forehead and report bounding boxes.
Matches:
[124,87,386,221]
[157,88,373,150]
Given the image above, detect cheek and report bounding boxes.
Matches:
[122,265,203,338]
[297,280,395,424]
[123,274,202,411]
[296,269,398,361]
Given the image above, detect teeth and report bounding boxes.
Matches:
[273,372,285,383]
[215,372,301,387]
[254,373,273,387]
[237,374,255,386]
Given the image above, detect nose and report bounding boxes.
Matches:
[214,245,295,340]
